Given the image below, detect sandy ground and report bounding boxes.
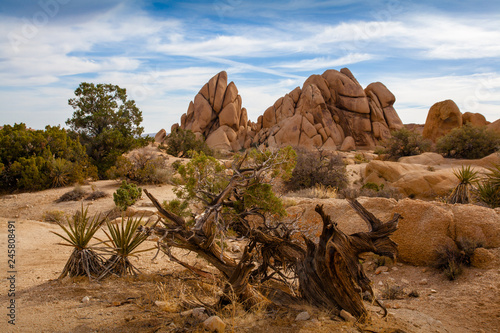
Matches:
[0,180,499,332]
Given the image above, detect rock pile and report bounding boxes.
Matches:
[172,71,252,152]
[170,68,404,151]
[252,68,403,150]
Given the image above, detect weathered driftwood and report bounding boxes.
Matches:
[144,186,400,320]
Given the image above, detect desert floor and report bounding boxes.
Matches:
[0,180,499,333]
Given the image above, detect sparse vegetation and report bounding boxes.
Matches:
[381,282,405,300]
[448,165,479,204]
[436,123,500,159]
[107,148,170,184]
[285,148,347,192]
[339,185,403,200]
[286,183,338,199]
[56,185,87,203]
[99,216,152,278]
[435,237,482,280]
[379,128,431,159]
[113,180,142,210]
[476,163,500,208]
[84,190,107,201]
[42,210,66,223]
[165,127,213,158]
[51,205,106,279]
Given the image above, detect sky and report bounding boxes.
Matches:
[1,0,499,134]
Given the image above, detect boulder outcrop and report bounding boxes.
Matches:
[422,99,462,142]
[172,71,252,152]
[287,198,500,266]
[252,68,403,150]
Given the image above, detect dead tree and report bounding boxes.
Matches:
[142,149,400,320]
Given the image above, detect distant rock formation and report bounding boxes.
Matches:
[252,68,403,150]
[172,71,252,151]
[422,100,463,142]
[422,99,496,142]
[170,69,404,151]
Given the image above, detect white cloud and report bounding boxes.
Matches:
[275,53,374,71]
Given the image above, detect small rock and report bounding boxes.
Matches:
[397,262,403,267]
[401,278,410,285]
[391,267,398,271]
[81,296,90,303]
[419,279,428,285]
[154,300,168,307]
[295,311,310,321]
[340,310,357,323]
[375,266,389,275]
[378,281,384,286]
[203,316,226,332]
[421,268,428,273]
[430,289,437,293]
[387,277,395,283]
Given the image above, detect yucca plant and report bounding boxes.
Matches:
[99,216,153,278]
[448,165,479,204]
[52,205,106,279]
[476,164,500,208]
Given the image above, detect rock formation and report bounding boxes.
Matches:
[422,99,463,142]
[172,71,252,152]
[170,69,403,152]
[252,68,403,150]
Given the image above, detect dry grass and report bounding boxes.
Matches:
[286,184,338,199]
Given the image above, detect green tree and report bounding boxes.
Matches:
[66,83,149,177]
[165,127,213,157]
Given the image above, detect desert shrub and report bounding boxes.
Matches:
[286,183,338,199]
[436,123,500,159]
[0,123,97,192]
[42,210,66,223]
[380,128,431,159]
[285,148,347,192]
[113,180,142,210]
[165,127,213,158]
[339,185,403,200]
[381,282,405,300]
[447,165,479,204]
[56,185,87,203]
[85,190,107,201]
[107,149,169,184]
[435,238,482,280]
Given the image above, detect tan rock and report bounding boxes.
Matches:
[487,118,500,134]
[219,101,240,130]
[262,106,276,128]
[154,129,167,143]
[392,199,456,265]
[365,82,396,108]
[191,93,213,133]
[398,152,445,165]
[450,204,500,248]
[340,136,356,151]
[274,114,302,147]
[205,127,231,151]
[462,112,489,127]
[423,99,462,142]
[383,106,404,130]
[222,81,238,109]
[471,248,498,268]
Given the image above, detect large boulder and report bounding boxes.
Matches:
[173,71,253,152]
[253,68,402,150]
[364,160,456,199]
[462,112,489,127]
[287,198,500,266]
[422,100,463,142]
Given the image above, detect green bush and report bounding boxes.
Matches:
[380,128,431,159]
[107,148,169,184]
[285,148,347,192]
[436,124,500,159]
[113,180,142,210]
[0,123,97,192]
[165,127,213,158]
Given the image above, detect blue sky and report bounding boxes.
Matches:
[1,0,499,133]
